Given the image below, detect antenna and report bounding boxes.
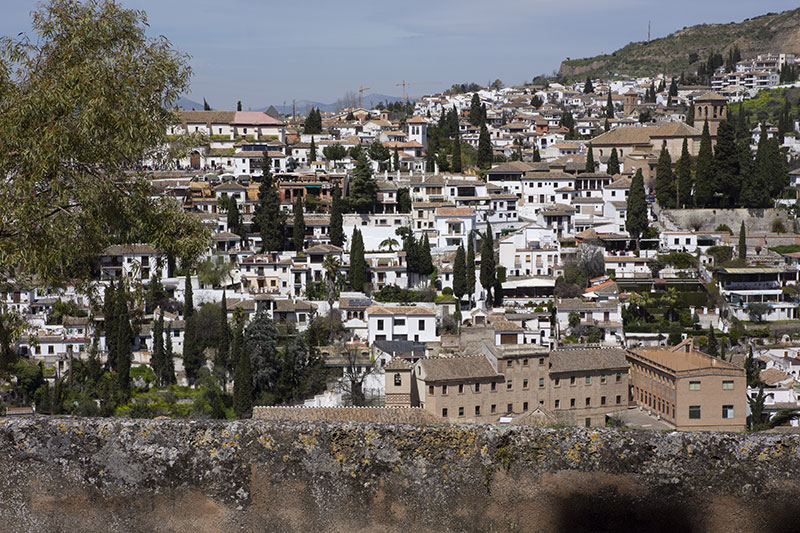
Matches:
[648,21,651,43]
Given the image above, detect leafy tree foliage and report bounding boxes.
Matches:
[349,152,378,213]
[323,143,347,165]
[244,308,279,403]
[303,107,322,134]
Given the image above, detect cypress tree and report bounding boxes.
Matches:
[237,100,242,111]
[675,138,692,208]
[152,312,165,386]
[585,144,595,173]
[293,197,305,252]
[480,223,496,304]
[685,105,694,126]
[453,245,467,302]
[203,98,210,111]
[255,154,285,251]
[214,292,231,388]
[532,147,541,162]
[606,92,614,118]
[232,324,252,418]
[742,124,776,208]
[707,326,718,356]
[466,234,476,303]
[349,151,378,214]
[425,149,436,172]
[309,136,316,164]
[115,286,132,399]
[183,272,202,385]
[695,120,714,207]
[713,119,740,207]
[393,146,400,172]
[469,93,483,126]
[227,197,243,238]
[419,234,434,277]
[104,280,117,370]
[607,147,620,176]
[349,229,367,292]
[451,134,462,173]
[739,222,747,260]
[669,77,678,97]
[164,322,175,384]
[655,144,675,208]
[626,168,648,253]
[477,123,492,170]
[329,185,344,246]
[583,77,594,94]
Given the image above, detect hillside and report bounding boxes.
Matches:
[558,8,800,79]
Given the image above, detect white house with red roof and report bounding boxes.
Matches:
[434,207,476,249]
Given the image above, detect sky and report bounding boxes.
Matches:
[2,0,799,109]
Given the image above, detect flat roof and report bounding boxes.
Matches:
[630,348,741,373]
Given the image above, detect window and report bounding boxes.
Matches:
[377,319,384,330]
[722,380,734,390]
[570,376,576,385]
[458,407,464,417]
[601,396,606,405]
[523,402,528,411]
[570,398,576,407]
[506,360,513,369]
[491,382,496,392]
[475,406,481,416]
[585,376,591,385]
[475,383,480,393]
[442,385,448,395]
[395,318,405,326]
[418,319,425,330]
[507,403,513,413]
[555,399,560,408]
[507,380,513,390]
[458,384,464,394]
[585,397,591,406]
[616,373,622,383]
[523,358,529,366]
[442,408,448,417]
[689,405,701,419]
[616,395,622,405]
[689,381,701,391]
[523,379,529,389]
[491,404,496,414]
[539,357,545,366]
[600,375,607,384]
[554,378,560,387]
[722,405,734,419]
[538,378,544,388]
[394,374,402,386]
[428,385,434,395]
[585,418,591,428]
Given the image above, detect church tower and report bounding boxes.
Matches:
[693,92,728,136]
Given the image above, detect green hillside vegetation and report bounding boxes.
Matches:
[728,87,800,124]
[558,8,800,80]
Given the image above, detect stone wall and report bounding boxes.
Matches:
[664,207,794,234]
[1,417,800,532]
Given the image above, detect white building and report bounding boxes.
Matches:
[366,305,438,344]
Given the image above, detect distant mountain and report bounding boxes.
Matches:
[263,93,407,116]
[558,8,800,79]
[176,96,204,110]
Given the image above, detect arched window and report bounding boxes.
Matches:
[394,373,402,386]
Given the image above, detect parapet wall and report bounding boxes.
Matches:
[1,417,799,532]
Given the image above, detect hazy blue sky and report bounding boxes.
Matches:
[2,1,798,108]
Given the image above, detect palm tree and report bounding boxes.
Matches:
[322,255,341,329]
[196,255,233,289]
[661,287,679,322]
[380,238,399,252]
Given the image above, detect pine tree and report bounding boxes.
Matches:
[329,185,344,246]
[232,323,252,418]
[480,223,496,304]
[451,134,462,172]
[293,197,305,252]
[214,292,231,388]
[695,120,714,207]
[713,119,740,207]
[739,221,747,260]
[349,229,367,292]
[583,77,594,94]
[675,138,692,207]
[349,151,377,214]
[607,147,620,176]
[466,234,476,303]
[655,144,675,208]
[626,168,648,252]
[453,245,467,302]
[585,144,595,173]
[477,123,492,170]
[151,312,165,386]
[255,154,285,251]
[606,92,614,118]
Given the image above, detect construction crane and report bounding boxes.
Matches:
[358,85,371,109]
[394,81,440,102]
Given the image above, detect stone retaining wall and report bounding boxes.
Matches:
[1,417,799,532]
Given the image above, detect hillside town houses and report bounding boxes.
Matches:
[9,52,800,431]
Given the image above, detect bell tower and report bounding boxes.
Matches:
[693,92,728,136]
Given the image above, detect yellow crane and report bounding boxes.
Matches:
[394,81,440,102]
[358,85,371,109]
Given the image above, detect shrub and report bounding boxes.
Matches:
[715,224,733,235]
[442,287,453,295]
[772,218,787,233]
[706,246,733,264]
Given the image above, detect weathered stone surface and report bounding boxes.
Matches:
[1,417,799,532]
